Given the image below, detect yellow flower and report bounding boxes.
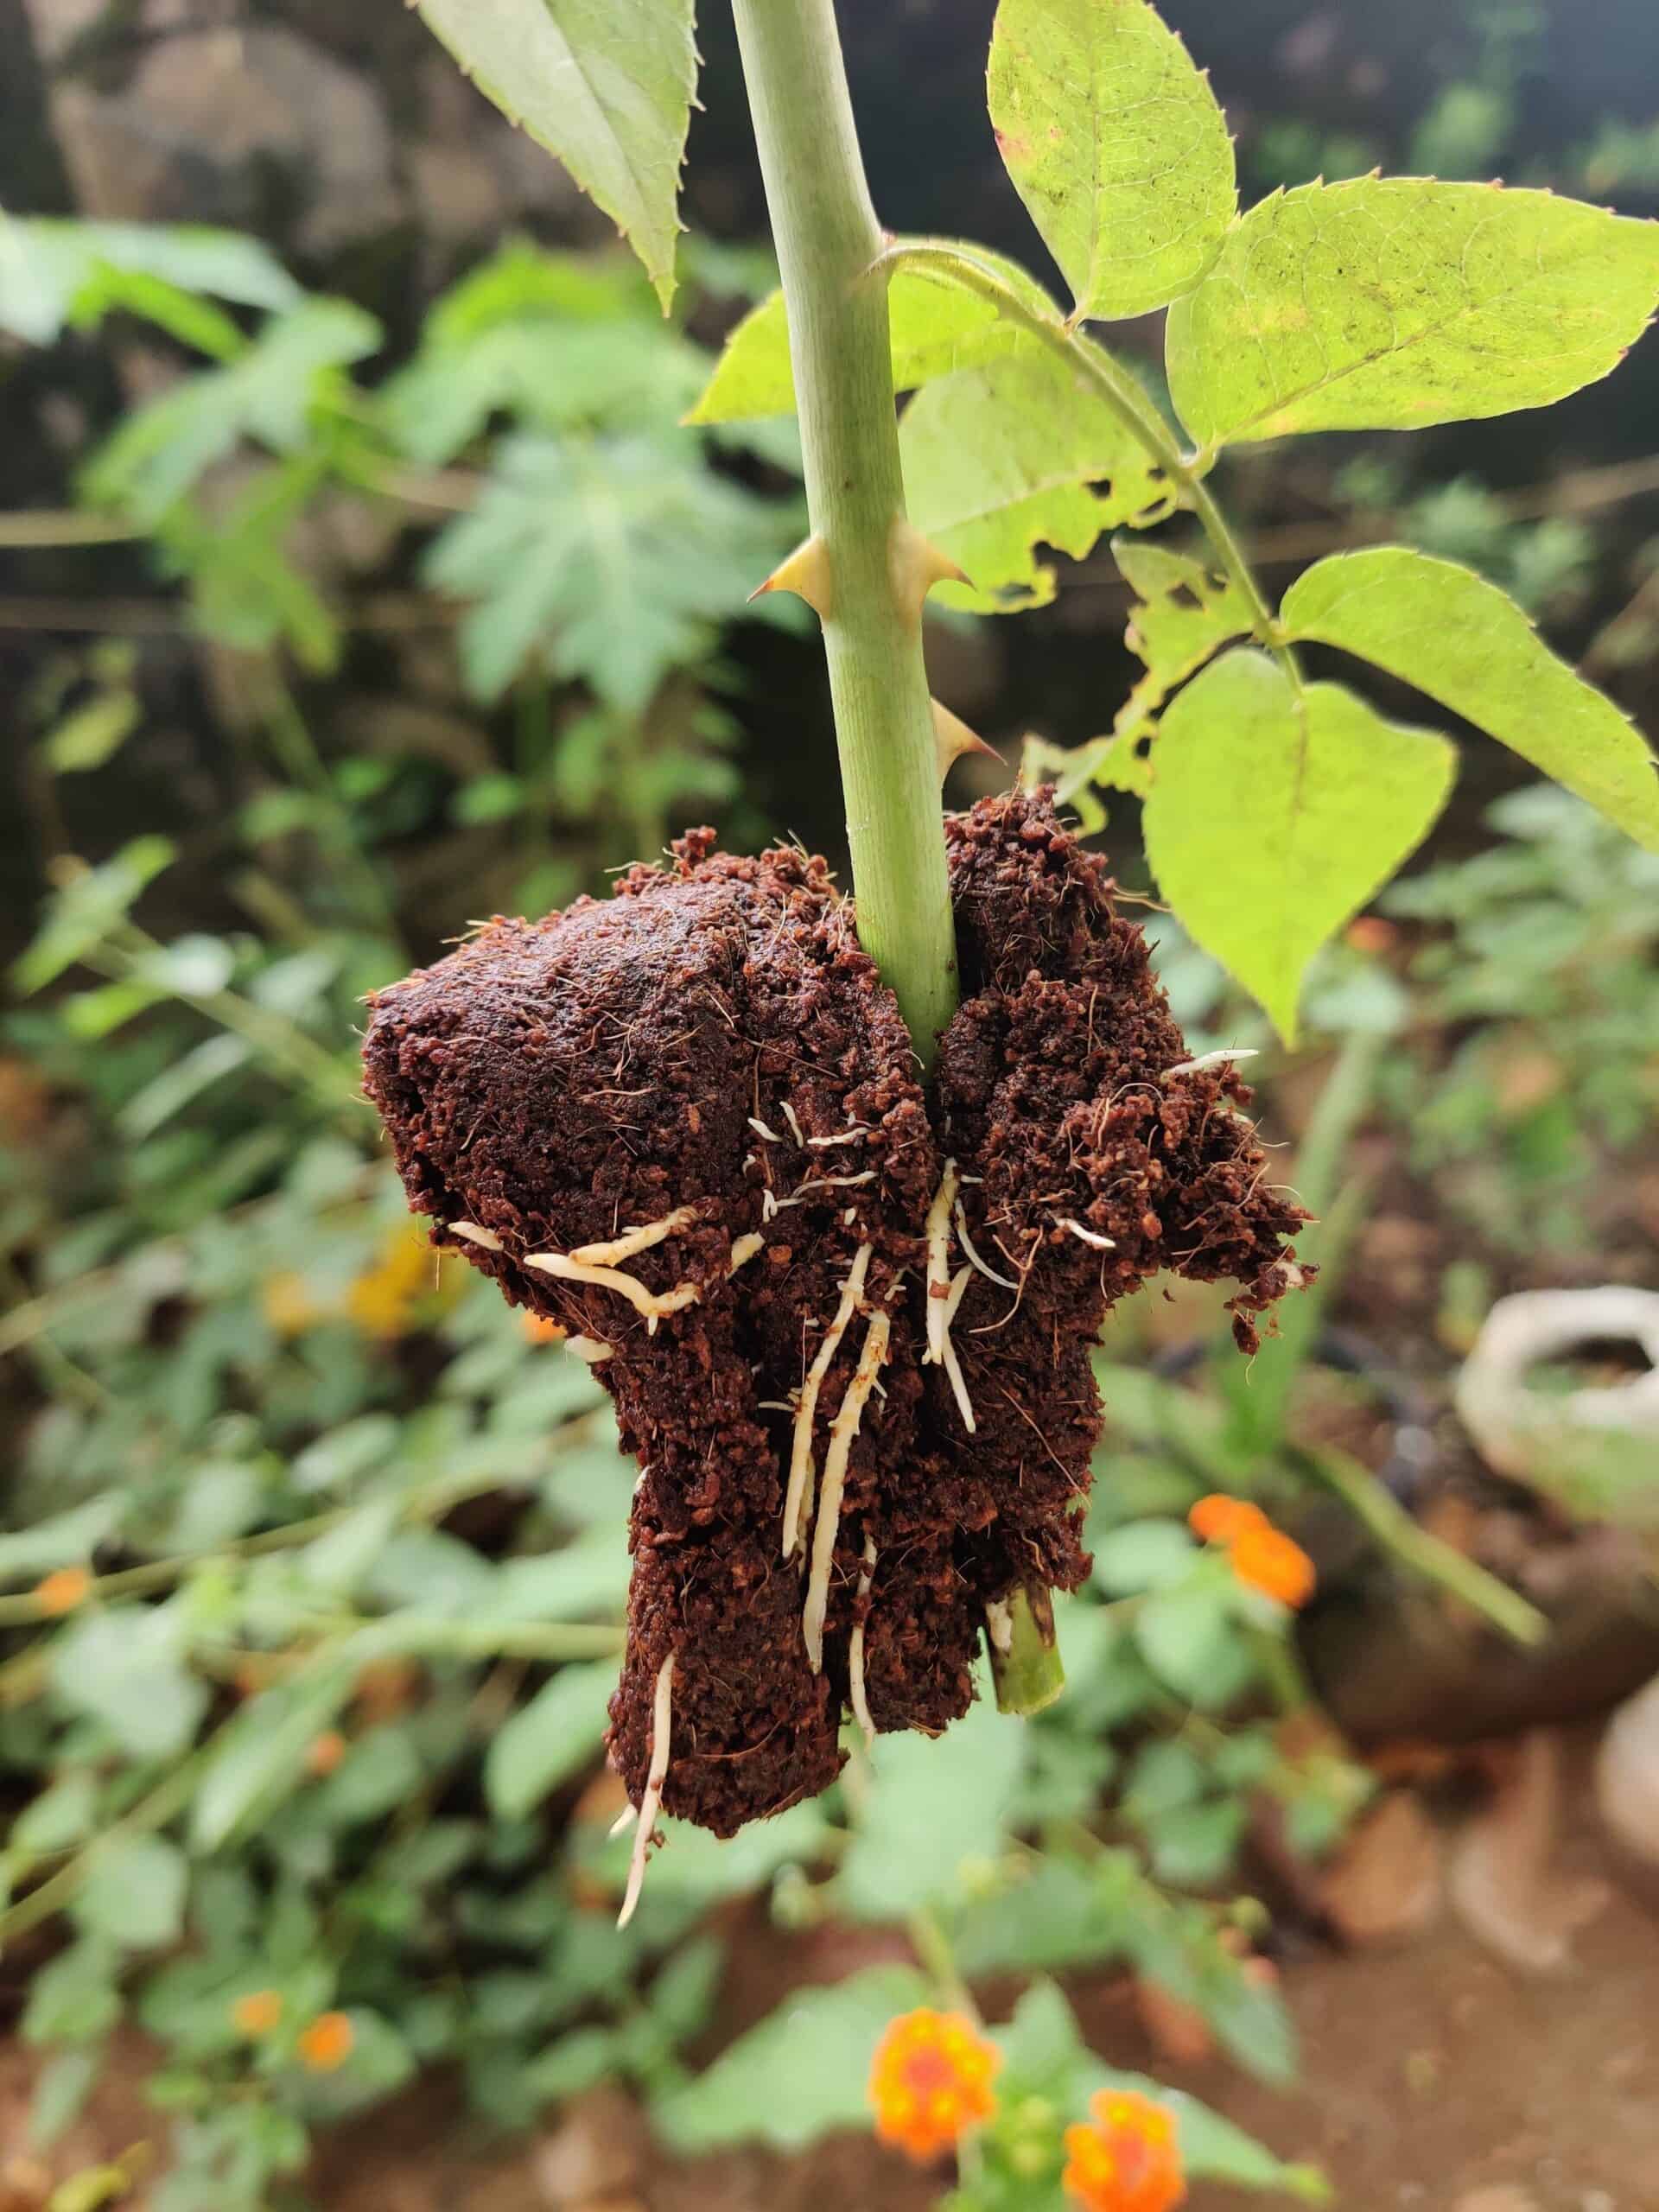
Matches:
[1062,2088,1185,2212]
[868,2008,1001,2163]
[296,2012,353,2071]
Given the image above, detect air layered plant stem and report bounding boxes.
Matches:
[731,0,1064,1714]
[728,0,959,1060]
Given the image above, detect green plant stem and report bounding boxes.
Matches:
[1296,1443,1549,1646]
[868,239,1302,694]
[729,0,958,1061]
[987,1584,1066,1714]
[0,510,145,547]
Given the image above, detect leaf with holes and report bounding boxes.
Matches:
[412,0,696,312]
[686,242,1058,423]
[1283,548,1659,855]
[900,343,1169,612]
[1113,535,1253,729]
[1143,652,1457,1040]
[988,0,1236,320]
[1166,178,1659,449]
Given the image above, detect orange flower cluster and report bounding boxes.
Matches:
[522,1310,567,1345]
[297,2012,354,2071]
[1188,1496,1315,1610]
[1063,2088,1186,2212]
[232,1989,284,2037]
[33,1567,92,1617]
[868,2008,1001,2163]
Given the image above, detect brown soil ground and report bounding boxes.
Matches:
[7,1736,1654,2212]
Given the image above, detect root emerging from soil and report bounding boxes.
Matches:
[364,789,1308,1863]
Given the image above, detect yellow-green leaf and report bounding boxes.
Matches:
[1143,652,1456,1040]
[1282,548,1659,854]
[1112,536,1251,720]
[686,242,1057,423]
[988,0,1236,320]
[901,344,1169,613]
[1166,178,1659,449]
[413,0,696,313]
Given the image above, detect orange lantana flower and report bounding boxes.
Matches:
[232,1989,284,2037]
[1063,2088,1185,2212]
[868,2008,1001,2163]
[296,2012,353,2071]
[522,1310,567,1345]
[1187,1496,1267,1546]
[34,1567,92,1617]
[305,1730,347,1778]
[1229,1522,1316,1611]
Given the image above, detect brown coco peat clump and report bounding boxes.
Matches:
[363,791,1306,1907]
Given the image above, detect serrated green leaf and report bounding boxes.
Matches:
[483,1660,614,1820]
[1282,548,1659,854]
[0,215,298,346]
[425,432,798,706]
[412,0,696,312]
[901,345,1169,612]
[652,1964,929,2152]
[1166,178,1659,448]
[1144,652,1456,1039]
[988,0,1236,320]
[686,242,1058,423]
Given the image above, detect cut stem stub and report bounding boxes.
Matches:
[987,1583,1065,1715]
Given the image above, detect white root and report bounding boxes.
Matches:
[524,1250,701,1333]
[448,1220,504,1252]
[1058,1217,1117,1251]
[809,1127,870,1148]
[940,1265,977,1433]
[802,1304,892,1673]
[563,1335,613,1363]
[728,1231,765,1272]
[618,1653,675,1929]
[924,1160,960,1366]
[848,1535,879,1750]
[608,1802,638,1839]
[782,1244,873,1559]
[1163,1047,1260,1078]
[761,1188,779,1223]
[780,1100,805,1147]
[569,1205,699,1268]
[953,1198,1018,1290]
[772,1170,876,1212]
[984,1598,1014,1656]
[747,1116,783,1143]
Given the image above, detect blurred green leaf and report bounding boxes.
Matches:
[839,1694,1026,1919]
[0,216,297,346]
[426,432,798,708]
[483,1661,614,1819]
[652,1964,929,2152]
[73,1834,188,1951]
